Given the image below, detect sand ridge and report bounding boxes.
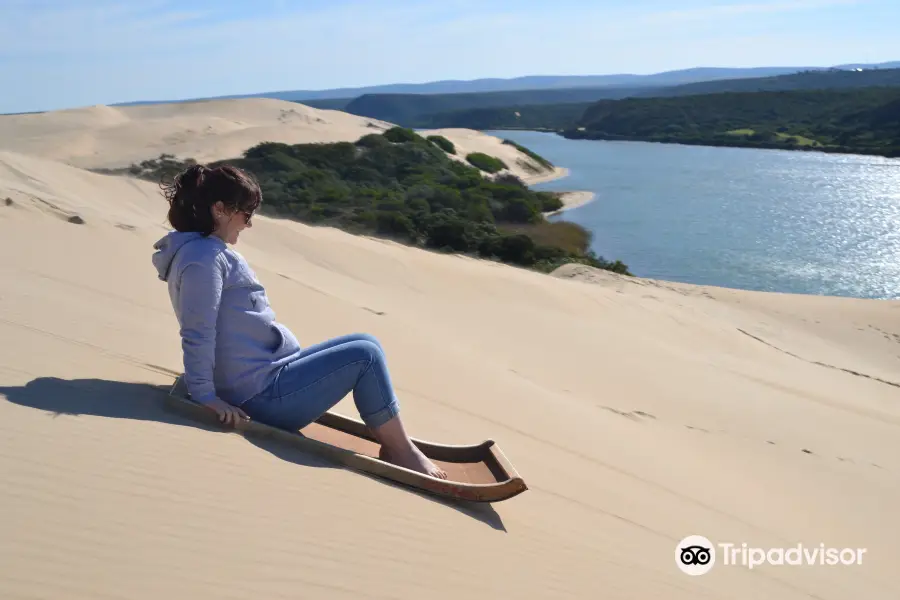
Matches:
[0,98,397,170]
[1,98,899,599]
[0,98,561,185]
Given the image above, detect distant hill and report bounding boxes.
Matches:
[566,86,900,157]
[300,98,356,111]
[637,67,900,98]
[331,67,900,131]
[111,62,900,108]
[340,87,654,127]
[256,67,814,101]
[414,103,593,131]
[834,61,900,70]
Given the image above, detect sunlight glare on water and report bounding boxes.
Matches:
[490,131,900,300]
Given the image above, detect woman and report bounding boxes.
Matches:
[151,164,448,479]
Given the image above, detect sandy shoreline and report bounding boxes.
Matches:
[543,191,596,217]
[524,163,597,217]
[521,165,569,185]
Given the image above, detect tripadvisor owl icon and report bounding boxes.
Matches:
[677,535,716,575]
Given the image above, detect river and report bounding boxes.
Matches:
[488,130,900,300]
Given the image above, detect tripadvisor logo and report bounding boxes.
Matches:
[676,535,867,575]
[676,535,716,576]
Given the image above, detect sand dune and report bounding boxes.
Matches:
[0,98,560,184]
[1,100,900,599]
[0,98,396,170]
[0,150,166,229]
[419,126,568,184]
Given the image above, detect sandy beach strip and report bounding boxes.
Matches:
[521,165,569,185]
[543,190,597,216]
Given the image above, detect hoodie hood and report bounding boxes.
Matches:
[152,231,208,281]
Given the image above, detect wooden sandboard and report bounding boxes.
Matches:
[165,375,528,503]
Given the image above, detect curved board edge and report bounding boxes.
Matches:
[162,380,527,503]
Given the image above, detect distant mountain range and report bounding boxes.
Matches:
[309,66,900,130]
[633,66,900,98]
[115,61,900,106]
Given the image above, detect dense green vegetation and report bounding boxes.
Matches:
[465,152,507,173]
[102,129,630,275]
[567,87,900,157]
[339,87,648,127]
[413,103,591,131]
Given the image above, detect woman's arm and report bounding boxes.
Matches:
[176,255,225,406]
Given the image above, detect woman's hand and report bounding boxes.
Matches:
[205,398,250,429]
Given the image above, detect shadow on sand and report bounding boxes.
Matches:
[1,376,507,531]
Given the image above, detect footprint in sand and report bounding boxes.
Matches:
[685,425,711,433]
[599,406,656,422]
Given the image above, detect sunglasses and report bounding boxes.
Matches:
[217,207,255,225]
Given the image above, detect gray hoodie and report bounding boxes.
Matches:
[152,231,303,406]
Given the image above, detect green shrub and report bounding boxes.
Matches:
[493,173,527,188]
[356,133,392,149]
[376,211,417,241]
[426,135,456,154]
[466,152,507,174]
[496,196,540,223]
[536,191,564,213]
[383,127,422,143]
[423,210,476,252]
[494,233,536,265]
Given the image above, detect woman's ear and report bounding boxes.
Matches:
[211,201,225,221]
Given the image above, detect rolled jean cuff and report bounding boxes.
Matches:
[360,398,400,429]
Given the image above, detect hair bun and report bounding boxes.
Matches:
[181,164,208,190]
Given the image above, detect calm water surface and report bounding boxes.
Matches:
[488,130,900,300]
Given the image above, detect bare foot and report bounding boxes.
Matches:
[380,443,448,479]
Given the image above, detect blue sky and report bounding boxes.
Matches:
[0,0,897,113]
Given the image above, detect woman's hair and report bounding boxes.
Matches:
[161,164,262,235]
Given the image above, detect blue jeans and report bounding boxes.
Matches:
[241,333,401,432]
